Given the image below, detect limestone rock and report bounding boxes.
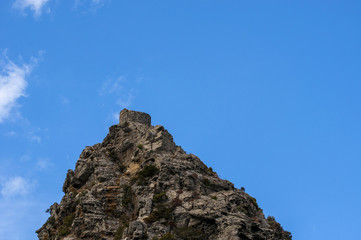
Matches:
[36,109,292,240]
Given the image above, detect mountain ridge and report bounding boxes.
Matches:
[37,109,292,240]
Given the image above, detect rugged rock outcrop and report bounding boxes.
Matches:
[36,109,292,240]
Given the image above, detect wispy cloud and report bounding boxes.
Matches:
[73,0,109,12]
[36,158,52,170]
[60,95,70,105]
[100,75,135,108]
[0,53,36,123]
[100,76,125,95]
[116,93,133,108]
[91,0,107,7]
[27,126,48,143]
[1,177,33,198]
[30,135,41,143]
[13,0,50,16]
[100,75,136,123]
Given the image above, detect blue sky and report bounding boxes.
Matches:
[1,1,361,239]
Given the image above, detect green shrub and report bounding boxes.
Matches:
[201,177,221,191]
[266,216,292,240]
[237,205,249,215]
[153,192,168,203]
[144,204,173,224]
[152,226,207,240]
[137,144,144,150]
[58,228,69,237]
[249,196,260,211]
[114,215,130,240]
[46,216,55,225]
[174,226,207,240]
[122,185,133,207]
[114,225,125,240]
[114,224,128,240]
[108,149,118,161]
[202,178,211,186]
[266,216,276,224]
[58,213,75,236]
[139,165,159,178]
[134,164,159,184]
[78,190,88,198]
[284,231,293,240]
[153,233,176,240]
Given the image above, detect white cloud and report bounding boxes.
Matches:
[60,95,70,105]
[111,112,119,122]
[36,158,52,170]
[91,0,106,6]
[30,135,41,143]
[1,177,33,198]
[74,0,109,12]
[100,76,125,95]
[27,126,46,143]
[100,76,135,108]
[0,55,35,123]
[13,0,50,16]
[100,75,139,125]
[116,93,133,108]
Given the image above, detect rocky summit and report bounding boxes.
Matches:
[36,109,292,240]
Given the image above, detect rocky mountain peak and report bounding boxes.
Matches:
[37,109,292,240]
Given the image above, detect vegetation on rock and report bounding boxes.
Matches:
[36,109,292,240]
[58,213,75,237]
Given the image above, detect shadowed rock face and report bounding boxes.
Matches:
[36,109,292,240]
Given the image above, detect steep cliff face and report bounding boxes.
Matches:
[36,109,292,240]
